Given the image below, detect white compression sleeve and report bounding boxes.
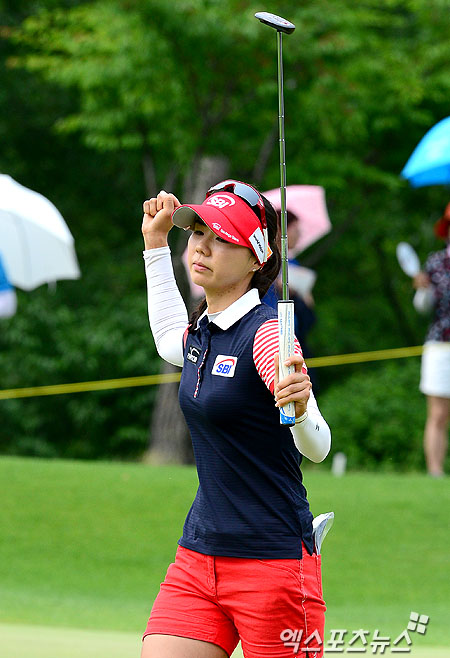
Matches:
[290,390,331,463]
[252,319,330,463]
[143,247,187,367]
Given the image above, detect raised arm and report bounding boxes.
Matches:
[142,192,188,367]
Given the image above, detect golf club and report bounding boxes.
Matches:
[255,11,296,425]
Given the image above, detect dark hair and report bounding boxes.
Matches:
[277,209,299,226]
[188,192,281,332]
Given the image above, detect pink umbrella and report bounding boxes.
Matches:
[262,185,331,255]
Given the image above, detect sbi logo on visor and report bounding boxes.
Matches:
[211,354,238,377]
[206,194,236,209]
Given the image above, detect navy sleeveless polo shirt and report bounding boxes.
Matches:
[178,302,314,559]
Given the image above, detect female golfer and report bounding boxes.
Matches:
[141,180,331,658]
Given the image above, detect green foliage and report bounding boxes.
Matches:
[0,262,160,459]
[317,358,434,471]
[11,0,450,191]
[1,0,449,466]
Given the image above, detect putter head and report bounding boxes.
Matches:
[312,512,334,554]
[255,12,295,34]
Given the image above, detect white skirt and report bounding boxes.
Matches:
[419,341,450,398]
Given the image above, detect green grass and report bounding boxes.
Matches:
[0,457,449,656]
[0,624,141,658]
[1,457,195,632]
[0,624,448,658]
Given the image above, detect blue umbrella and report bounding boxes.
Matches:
[0,254,13,293]
[0,254,17,318]
[401,116,450,187]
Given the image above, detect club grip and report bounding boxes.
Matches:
[278,300,296,426]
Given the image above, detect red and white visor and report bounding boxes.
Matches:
[172,192,269,264]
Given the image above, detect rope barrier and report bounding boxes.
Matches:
[0,345,423,401]
[0,372,182,400]
[306,344,423,367]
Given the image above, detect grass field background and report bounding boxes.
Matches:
[1,457,448,657]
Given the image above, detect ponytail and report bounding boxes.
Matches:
[188,298,207,334]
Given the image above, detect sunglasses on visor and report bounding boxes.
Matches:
[206,180,267,230]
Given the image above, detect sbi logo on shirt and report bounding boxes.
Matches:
[212,355,237,377]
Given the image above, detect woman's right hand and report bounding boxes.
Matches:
[142,191,181,250]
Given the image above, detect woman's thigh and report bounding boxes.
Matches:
[141,634,229,658]
[216,549,326,658]
[142,547,239,657]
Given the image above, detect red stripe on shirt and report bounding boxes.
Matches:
[253,319,305,394]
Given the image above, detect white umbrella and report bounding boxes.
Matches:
[0,174,80,291]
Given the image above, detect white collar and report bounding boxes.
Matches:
[197,288,261,330]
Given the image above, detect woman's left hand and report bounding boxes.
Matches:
[274,353,311,419]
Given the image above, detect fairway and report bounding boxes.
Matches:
[0,457,448,657]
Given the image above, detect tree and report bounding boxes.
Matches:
[145,155,230,464]
[3,0,450,463]
[11,0,450,194]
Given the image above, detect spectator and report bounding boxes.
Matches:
[413,202,450,476]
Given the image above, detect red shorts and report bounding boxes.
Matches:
[144,544,326,658]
